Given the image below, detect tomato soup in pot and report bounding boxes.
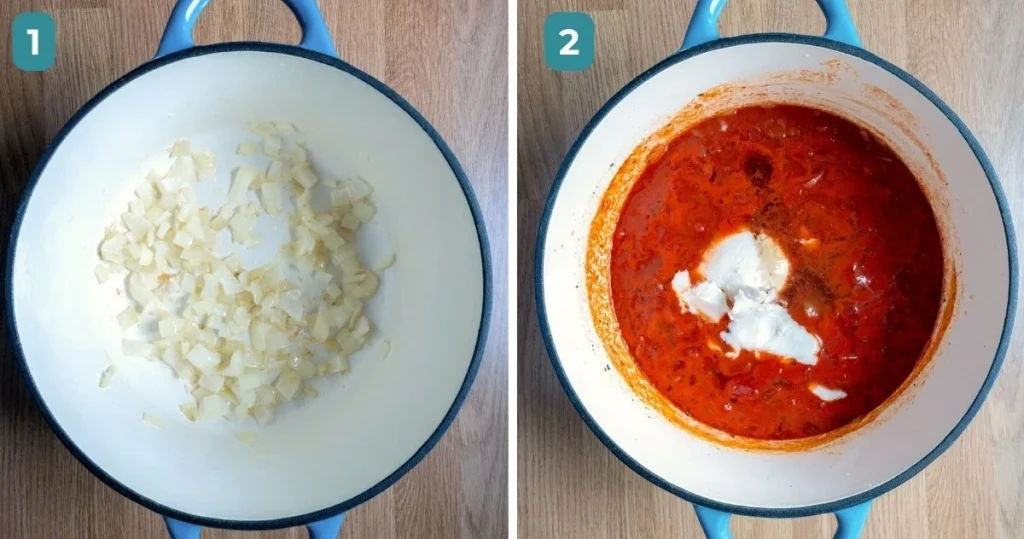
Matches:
[609,105,943,441]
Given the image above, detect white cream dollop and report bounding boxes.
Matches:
[699,230,790,301]
[671,270,729,322]
[672,229,820,366]
[809,383,848,402]
[720,291,820,366]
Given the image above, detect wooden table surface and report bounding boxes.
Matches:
[517,0,1023,538]
[0,1,508,538]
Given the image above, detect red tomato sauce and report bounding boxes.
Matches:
[609,105,944,440]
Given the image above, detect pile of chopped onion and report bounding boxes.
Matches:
[96,121,393,425]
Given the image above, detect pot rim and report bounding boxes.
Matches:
[534,32,1017,518]
[5,41,492,530]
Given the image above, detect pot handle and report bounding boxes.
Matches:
[154,0,338,59]
[681,0,862,50]
[164,513,345,538]
[693,501,872,539]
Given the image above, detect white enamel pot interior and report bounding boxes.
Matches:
[537,34,1016,518]
[7,41,489,532]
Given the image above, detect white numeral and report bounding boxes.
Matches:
[27,29,39,55]
[558,29,580,56]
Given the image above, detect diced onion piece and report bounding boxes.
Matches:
[136,181,157,202]
[167,155,197,183]
[373,339,391,361]
[199,394,230,419]
[325,283,342,299]
[263,136,282,158]
[142,412,164,428]
[228,167,259,202]
[326,354,350,374]
[186,343,221,372]
[236,387,258,408]
[339,213,361,231]
[237,142,260,156]
[172,230,194,248]
[98,365,116,388]
[95,264,112,283]
[261,182,284,214]
[193,149,216,181]
[99,235,126,263]
[138,246,154,266]
[198,374,226,392]
[311,306,331,342]
[116,307,139,329]
[345,177,373,200]
[373,253,395,272]
[170,139,191,157]
[253,405,275,425]
[267,160,285,182]
[352,200,376,223]
[250,320,268,352]
[235,431,259,444]
[179,403,198,422]
[238,370,265,391]
[275,369,301,401]
[293,357,317,379]
[158,317,184,338]
[291,164,319,189]
[352,315,371,338]
[280,289,305,322]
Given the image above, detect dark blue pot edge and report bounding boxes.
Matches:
[4,41,493,531]
[534,32,1018,519]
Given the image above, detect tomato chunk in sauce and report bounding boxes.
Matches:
[610,105,943,440]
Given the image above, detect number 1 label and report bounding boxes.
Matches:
[544,12,594,72]
[12,12,55,72]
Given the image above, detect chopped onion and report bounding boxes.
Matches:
[237,142,260,156]
[170,139,191,157]
[275,369,301,401]
[98,365,116,388]
[179,403,198,422]
[95,128,389,426]
[158,317,183,338]
[352,200,376,222]
[142,412,164,428]
[193,149,216,181]
[95,264,112,283]
[228,167,259,202]
[373,253,396,272]
[199,394,230,419]
[263,136,282,158]
[235,431,259,444]
[261,182,284,214]
[187,343,221,372]
[291,164,318,189]
[198,374,226,392]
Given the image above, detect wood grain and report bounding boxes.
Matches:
[0,1,508,538]
[517,0,1024,537]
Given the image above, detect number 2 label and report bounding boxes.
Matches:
[558,29,580,56]
[544,12,594,72]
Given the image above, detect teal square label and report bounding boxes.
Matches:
[12,12,56,72]
[544,12,594,72]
